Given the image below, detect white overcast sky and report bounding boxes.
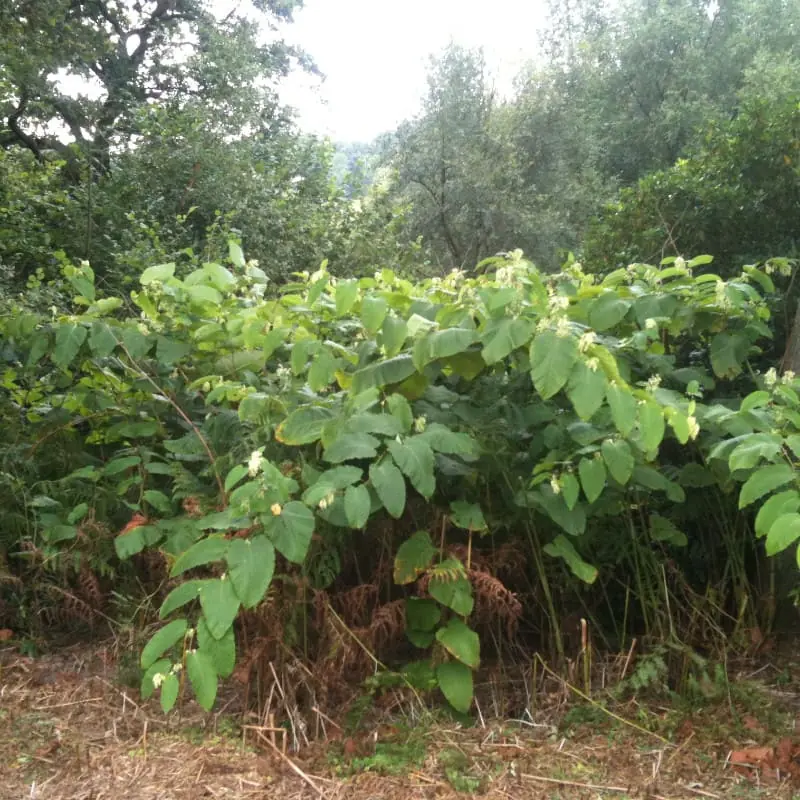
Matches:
[57,0,548,144]
[279,0,548,142]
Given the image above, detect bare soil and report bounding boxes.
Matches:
[2,642,799,799]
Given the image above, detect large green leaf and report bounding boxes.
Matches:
[335,279,359,315]
[89,322,118,357]
[416,424,480,459]
[262,501,315,563]
[53,323,88,368]
[187,650,218,711]
[601,439,635,485]
[199,578,240,640]
[436,661,473,713]
[345,413,403,437]
[120,327,152,359]
[755,490,800,538]
[159,580,209,619]
[141,619,187,670]
[115,523,160,559]
[606,383,637,436]
[388,438,436,498]
[141,658,170,700]
[170,535,229,577]
[197,617,236,678]
[225,465,249,493]
[728,434,782,472]
[567,360,608,420]
[380,315,408,357]
[276,406,335,445]
[140,262,176,284]
[324,432,380,463]
[186,284,222,305]
[638,401,665,452]
[160,673,180,713]
[344,484,371,528]
[534,488,586,536]
[738,465,795,509]
[436,618,480,668]
[226,536,275,609]
[308,349,338,391]
[543,534,598,584]
[303,466,364,506]
[156,335,191,365]
[361,295,388,334]
[766,513,800,556]
[387,394,413,432]
[370,460,407,518]
[414,328,477,370]
[560,472,580,511]
[589,293,632,331]
[449,501,487,532]
[406,598,441,631]
[352,354,418,396]
[429,573,474,616]
[394,530,436,584]
[530,331,579,400]
[710,332,748,378]
[481,318,535,364]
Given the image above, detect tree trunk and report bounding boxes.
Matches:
[782,299,800,373]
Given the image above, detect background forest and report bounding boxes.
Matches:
[1,0,800,733]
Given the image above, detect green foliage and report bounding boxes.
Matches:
[586,56,800,272]
[1,240,795,714]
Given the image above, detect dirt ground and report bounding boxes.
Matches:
[2,642,800,799]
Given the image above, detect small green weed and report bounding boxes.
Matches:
[439,747,484,793]
[329,726,427,777]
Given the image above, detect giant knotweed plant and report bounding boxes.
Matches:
[0,244,790,713]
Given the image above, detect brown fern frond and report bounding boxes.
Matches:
[78,566,105,610]
[369,599,405,651]
[491,541,527,580]
[470,569,523,638]
[337,584,377,627]
[40,586,97,629]
[182,496,202,517]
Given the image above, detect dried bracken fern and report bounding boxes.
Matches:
[369,599,405,652]
[337,584,378,628]
[77,566,105,611]
[470,569,523,638]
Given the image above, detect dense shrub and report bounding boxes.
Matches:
[2,247,799,713]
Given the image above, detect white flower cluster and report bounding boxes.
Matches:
[275,364,292,391]
[248,449,265,477]
[555,317,572,338]
[317,493,335,511]
[549,294,570,312]
[578,331,597,353]
[715,282,732,310]
[646,374,662,392]
[764,368,778,389]
[764,260,793,277]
